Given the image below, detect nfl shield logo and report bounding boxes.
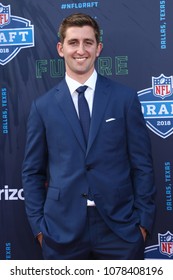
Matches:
[152,74,173,99]
[0,4,10,27]
[158,231,173,257]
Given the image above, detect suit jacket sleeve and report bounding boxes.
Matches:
[126,91,156,234]
[22,101,48,236]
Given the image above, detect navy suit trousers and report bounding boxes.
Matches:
[41,207,145,260]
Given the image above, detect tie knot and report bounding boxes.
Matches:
[76,85,88,95]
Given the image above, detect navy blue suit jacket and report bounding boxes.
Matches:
[22,74,155,247]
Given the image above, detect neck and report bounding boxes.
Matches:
[66,70,95,84]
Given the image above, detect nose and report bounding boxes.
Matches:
[77,43,85,54]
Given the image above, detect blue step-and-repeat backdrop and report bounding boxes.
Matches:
[0,0,173,259]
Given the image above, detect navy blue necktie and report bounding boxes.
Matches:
[77,86,93,200]
[77,86,90,144]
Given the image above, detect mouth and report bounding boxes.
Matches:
[74,57,87,62]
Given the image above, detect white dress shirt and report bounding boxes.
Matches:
[65,70,97,206]
[65,69,97,117]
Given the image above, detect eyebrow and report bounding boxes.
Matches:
[67,38,95,43]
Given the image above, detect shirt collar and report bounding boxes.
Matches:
[65,70,97,95]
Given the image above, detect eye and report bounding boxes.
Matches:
[68,40,78,46]
[85,40,93,45]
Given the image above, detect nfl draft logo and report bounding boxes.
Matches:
[138,74,173,138]
[144,231,173,259]
[158,231,173,258]
[0,3,34,65]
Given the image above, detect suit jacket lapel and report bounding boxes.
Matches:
[87,75,110,155]
[55,79,86,152]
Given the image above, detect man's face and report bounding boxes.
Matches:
[57,26,102,82]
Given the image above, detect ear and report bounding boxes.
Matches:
[96,42,103,57]
[57,42,64,57]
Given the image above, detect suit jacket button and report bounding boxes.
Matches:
[86,165,92,171]
[82,193,88,198]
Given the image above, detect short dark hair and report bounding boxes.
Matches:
[58,13,101,44]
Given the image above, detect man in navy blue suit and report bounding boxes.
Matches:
[22,13,156,259]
